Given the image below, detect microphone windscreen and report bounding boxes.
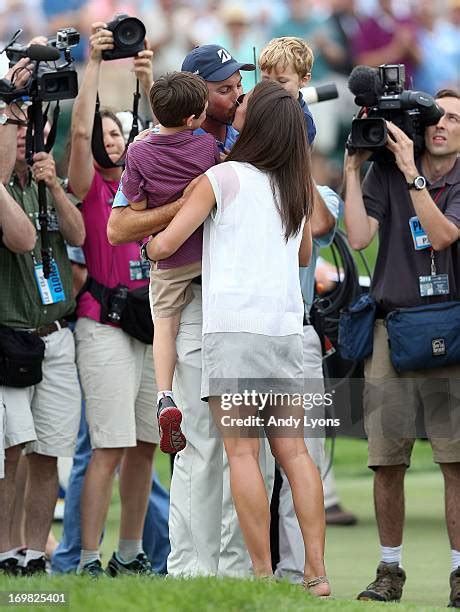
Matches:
[348,65,380,106]
[26,44,60,62]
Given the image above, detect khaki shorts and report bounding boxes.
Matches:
[149,260,201,319]
[1,327,81,456]
[75,317,159,449]
[364,320,460,467]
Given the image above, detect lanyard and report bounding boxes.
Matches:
[429,186,447,275]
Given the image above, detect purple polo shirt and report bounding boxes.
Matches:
[352,15,418,83]
[121,130,220,269]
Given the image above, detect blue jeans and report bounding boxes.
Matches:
[51,404,170,573]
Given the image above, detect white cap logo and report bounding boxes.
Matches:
[217,49,232,64]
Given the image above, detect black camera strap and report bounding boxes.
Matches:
[42,102,60,153]
[91,79,141,169]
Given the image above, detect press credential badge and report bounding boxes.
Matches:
[34,260,66,304]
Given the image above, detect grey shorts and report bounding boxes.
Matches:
[201,332,304,400]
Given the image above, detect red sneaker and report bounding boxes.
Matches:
[157,396,186,454]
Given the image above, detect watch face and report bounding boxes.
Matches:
[0,114,8,125]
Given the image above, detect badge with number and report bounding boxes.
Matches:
[409,216,431,250]
[129,259,149,281]
[33,260,66,305]
[419,274,450,297]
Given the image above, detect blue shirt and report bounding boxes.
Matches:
[299,185,342,314]
[299,92,316,146]
[112,125,238,208]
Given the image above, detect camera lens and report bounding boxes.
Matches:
[115,17,145,48]
[363,122,385,145]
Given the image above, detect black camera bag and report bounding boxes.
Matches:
[83,278,153,344]
[120,284,154,345]
[0,326,45,387]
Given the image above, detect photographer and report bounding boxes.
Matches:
[0,55,84,576]
[68,21,159,578]
[343,89,460,606]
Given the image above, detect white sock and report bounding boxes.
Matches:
[0,549,18,562]
[24,549,44,565]
[78,549,100,571]
[381,545,402,565]
[452,549,460,572]
[117,539,143,563]
[157,390,174,405]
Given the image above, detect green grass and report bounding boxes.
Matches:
[1,439,451,611]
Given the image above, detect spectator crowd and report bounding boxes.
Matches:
[0,0,459,608]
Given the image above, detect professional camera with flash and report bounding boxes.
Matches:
[347,63,444,161]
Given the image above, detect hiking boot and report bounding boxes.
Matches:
[157,396,186,454]
[449,567,460,608]
[78,559,106,579]
[325,503,358,526]
[0,557,20,576]
[357,562,406,602]
[106,552,153,577]
[22,556,47,577]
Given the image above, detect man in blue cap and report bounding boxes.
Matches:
[108,45,257,577]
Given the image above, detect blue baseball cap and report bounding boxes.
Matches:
[181,45,255,82]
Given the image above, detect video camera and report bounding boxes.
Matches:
[347,64,444,161]
[0,27,79,103]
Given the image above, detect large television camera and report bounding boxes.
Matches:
[0,27,79,103]
[347,64,444,161]
[0,28,80,279]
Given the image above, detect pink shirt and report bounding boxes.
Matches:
[77,170,148,322]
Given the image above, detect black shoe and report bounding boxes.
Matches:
[106,552,153,577]
[22,556,47,576]
[0,557,20,576]
[78,559,106,579]
[357,562,406,602]
[325,503,358,526]
[449,567,460,608]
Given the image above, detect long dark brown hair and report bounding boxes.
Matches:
[227,80,314,240]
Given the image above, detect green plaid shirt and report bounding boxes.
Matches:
[0,172,75,329]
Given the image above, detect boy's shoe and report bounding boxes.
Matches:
[0,557,20,576]
[449,567,460,608]
[106,552,153,577]
[22,556,47,577]
[78,559,106,579]
[157,396,186,454]
[357,562,406,602]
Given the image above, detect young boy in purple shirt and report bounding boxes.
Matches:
[121,71,220,454]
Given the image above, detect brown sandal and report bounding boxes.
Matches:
[302,576,331,598]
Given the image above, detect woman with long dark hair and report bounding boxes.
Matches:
[147,79,330,596]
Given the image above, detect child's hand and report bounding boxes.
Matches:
[219,148,230,162]
[134,128,151,142]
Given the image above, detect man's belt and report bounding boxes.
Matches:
[33,319,69,337]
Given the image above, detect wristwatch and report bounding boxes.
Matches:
[407,175,427,191]
[140,240,155,262]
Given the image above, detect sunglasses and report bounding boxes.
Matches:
[236,93,245,106]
